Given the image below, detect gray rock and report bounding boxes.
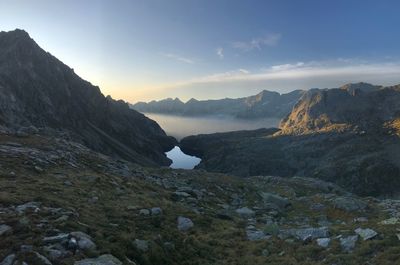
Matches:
[63,180,73,186]
[177,216,194,231]
[353,217,368,223]
[74,254,122,265]
[333,196,367,212]
[139,209,150,216]
[355,228,378,240]
[43,233,69,244]
[260,192,290,209]
[246,228,269,241]
[43,246,69,261]
[34,252,52,265]
[340,235,358,252]
[285,227,329,241]
[134,239,149,252]
[20,245,33,252]
[0,254,15,265]
[316,237,331,248]
[235,207,255,218]
[16,202,41,213]
[150,207,162,216]
[68,238,78,252]
[380,217,399,225]
[77,237,96,251]
[172,191,191,200]
[34,166,44,173]
[0,224,12,236]
[70,232,96,251]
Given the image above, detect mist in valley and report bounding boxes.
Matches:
[144,113,280,140]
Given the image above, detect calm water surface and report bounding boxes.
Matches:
[165,146,201,169]
[146,113,280,169]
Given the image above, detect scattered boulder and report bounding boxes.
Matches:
[172,191,191,201]
[235,207,255,218]
[353,217,368,223]
[16,201,41,214]
[150,207,162,216]
[333,197,367,212]
[284,227,329,241]
[0,254,15,265]
[177,216,194,231]
[74,254,122,265]
[260,192,290,209]
[134,239,149,252]
[316,238,331,248]
[246,227,269,241]
[355,228,378,240]
[70,232,96,251]
[340,235,358,252]
[33,252,53,265]
[43,233,69,244]
[34,166,44,173]
[0,224,12,236]
[139,209,150,216]
[380,217,399,225]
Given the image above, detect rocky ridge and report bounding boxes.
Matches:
[0,29,176,166]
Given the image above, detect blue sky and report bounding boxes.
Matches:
[1,0,400,102]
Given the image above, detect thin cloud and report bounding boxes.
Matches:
[233,33,281,51]
[216,47,224,59]
[162,53,195,64]
[162,61,400,88]
[271,62,305,71]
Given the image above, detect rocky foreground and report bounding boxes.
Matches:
[1,132,400,265]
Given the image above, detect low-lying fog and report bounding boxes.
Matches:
[144,113,280,140]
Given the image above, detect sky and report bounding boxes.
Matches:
[1,0,400,103]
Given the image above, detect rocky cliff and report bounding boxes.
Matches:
[0,29,176,166]
[280,83,400,135]
[132,90,305,119]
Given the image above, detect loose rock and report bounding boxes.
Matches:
[354,228,378,240]
[177,216,194,231]
[340,235,358,252]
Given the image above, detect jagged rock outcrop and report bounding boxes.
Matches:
[0,29,176,166]
[132,90,305,119]
[280,82,400,135]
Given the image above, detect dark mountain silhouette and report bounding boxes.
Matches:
[0,29,176,166]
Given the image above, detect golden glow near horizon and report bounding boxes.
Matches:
[3,1,400,104]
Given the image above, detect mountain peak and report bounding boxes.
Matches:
[0,29,33,43]
[340,82,381,95]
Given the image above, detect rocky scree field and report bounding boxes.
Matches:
[1,133,400,264]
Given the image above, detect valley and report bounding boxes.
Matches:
[1,20,400,265]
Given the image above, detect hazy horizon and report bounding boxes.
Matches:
[2,0,400,103]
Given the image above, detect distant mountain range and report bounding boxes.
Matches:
[0,29,176,166]
[132,90,305,119]
[181,82,400,196]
